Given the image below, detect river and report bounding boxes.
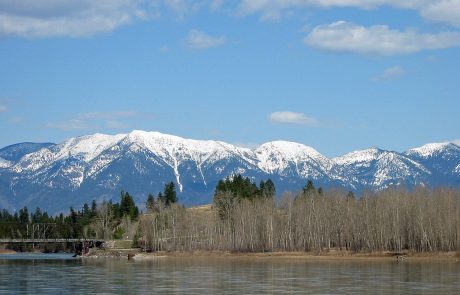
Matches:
[1,254,459,294]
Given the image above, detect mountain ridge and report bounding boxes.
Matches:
[0,130,459,213]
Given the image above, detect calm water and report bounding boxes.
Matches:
[0,254,459,294]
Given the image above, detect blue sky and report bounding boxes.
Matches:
[0,0,459,157]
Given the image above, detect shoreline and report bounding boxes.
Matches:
[3,247,459,261]
[0,249,17,255]
[149,250,460,261]
[82,249,460,262]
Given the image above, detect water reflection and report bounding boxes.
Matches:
[1,255,459,294]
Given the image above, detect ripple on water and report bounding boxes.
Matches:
[0,255,459,294]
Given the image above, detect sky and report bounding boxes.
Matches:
[0,0,459,157]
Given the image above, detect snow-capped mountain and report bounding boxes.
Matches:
[333,148,430,189]
[405,142,460,186]
[0,131,459,213]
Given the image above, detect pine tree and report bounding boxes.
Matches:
[91,200,97,218]
[19,207,29,224]
[146,193,155,211]
[260,179,276,198]
[164,182,177,206]
[119,191,139,219]
[303,180,316,197]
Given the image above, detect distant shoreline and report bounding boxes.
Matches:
[2,249,459,262]
[81,249,460,261]
[154,251,460,260]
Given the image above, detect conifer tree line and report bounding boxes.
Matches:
[0,190,140,241]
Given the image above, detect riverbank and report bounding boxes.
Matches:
[0,249,17,255]
[154,250,460,261]
[82,248,460,262]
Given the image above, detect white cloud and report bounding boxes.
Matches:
[185,29,226,49]
[0,0,149,38]
[373,66,405,81]
[304,21,460,55]
[78,110,141,120]
[46,119,88,130]
[269,111,319,126]
[421,0,460,28]
[210,0,225,11]
[237,0,460,28]
[46,110,145,130]
[452,140,460,147]
[163,0,208,19]
[238,0,421,19]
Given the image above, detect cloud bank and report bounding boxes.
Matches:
[269,111,319,126]
[46,110,144,131]
[304,21,460,55]
[185,29,226,49]
[238,0,460,27]
[0,0,150,38]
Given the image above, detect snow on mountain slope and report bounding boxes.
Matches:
[255,141,334,179]
[123,130,254,165]
[333,147,381,167]
[333,148,430,188]
[0,142,54,162]
[405,142,460,183]
[0,157,11,168]
[406,142,459,158]
[120,130,258,191]
[12,133,125,173]
[0,131,459,213]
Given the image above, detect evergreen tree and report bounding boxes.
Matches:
[119,191,139,219]
[146,193,155,211]
[18,207,29,224]
[260,179,276,198]
[215,175,260,200]
[163,182,177,206]
[31,207,42,223]
[91,200,97,218]
[303,180,316,197]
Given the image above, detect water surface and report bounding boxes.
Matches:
[0,254,459,294]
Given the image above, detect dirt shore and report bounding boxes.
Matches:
[83,249,460,262]
[148,250,460,261]
[0,249,17,255]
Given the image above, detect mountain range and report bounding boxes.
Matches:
[0,130,459,213]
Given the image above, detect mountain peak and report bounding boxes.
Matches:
[256,141,322,157]
[333,147,383,166]
[406,142,460,158]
